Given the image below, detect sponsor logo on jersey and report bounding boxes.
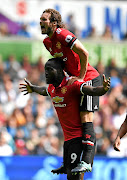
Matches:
[56,28,62,34]
[54,104,66,107]
[52,96,64,103]
[65,35,73,43]
[53,52,63,58]
[61,87,67,94]
[56,42,61,49]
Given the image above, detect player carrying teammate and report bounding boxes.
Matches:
[40,8,101,174]
[19,57,110,180]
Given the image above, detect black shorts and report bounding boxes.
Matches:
[63,137,83,172]
[80,75,102,112]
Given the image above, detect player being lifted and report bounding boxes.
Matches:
[40,8,101,174]
[19,57,110,180]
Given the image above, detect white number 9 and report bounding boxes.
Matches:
[71,153,77,163]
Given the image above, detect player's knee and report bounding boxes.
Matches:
[80,111,93,123]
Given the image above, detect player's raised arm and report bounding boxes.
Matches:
[82,74,110,96]
[113,115,127,151]
[72,39,89,78]
[19,78,48,96]
[68,39,89,85]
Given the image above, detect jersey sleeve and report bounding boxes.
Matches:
[43,37,50,52]
[71,80,86,95]
[56,28,77,49]
[47,85,52,96]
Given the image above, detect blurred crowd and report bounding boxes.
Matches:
[1,17,127,41]
[0,53,127,157]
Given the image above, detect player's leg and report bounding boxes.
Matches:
[51,142,67,174]
[72,75,101,174]
[72,113,95,174]
[51,138,84,179]
[81,173,84,180]
[66,137,83,180]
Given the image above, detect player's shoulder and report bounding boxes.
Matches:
[43,35,50,43]
[56,28,66,34]
[56,28,72,37]
[69,80,85,90]
[74,80,85,85]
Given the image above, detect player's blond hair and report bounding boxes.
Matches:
[43,8,65,28]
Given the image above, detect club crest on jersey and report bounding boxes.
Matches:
[53,52,63,58]
[61,87,67,94]
[52,96,64,103]
[56,42,61,49]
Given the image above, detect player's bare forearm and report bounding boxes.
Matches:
[19,78,48,96]
[72,39,88,79]
[82,86,108,96]
[82,75,110,96]
[32,86,48,96]
[79,54,88,79]
[117,116,127,139]
[113,116,127,151]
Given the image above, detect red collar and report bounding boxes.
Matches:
[56,76,68,89]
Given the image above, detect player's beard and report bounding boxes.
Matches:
[41,26,52,36]
[46,27,53,36]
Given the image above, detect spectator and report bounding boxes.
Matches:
[17,24,31,38]
[0,22,10,37]
[87,26,100,40]
[66,14,77,35]
[4,54,21,80]
[102,25,113,40]
[0,131,13,156]
[110,69,121,89]
[0,55,5,82]
[15,139,28,155]
[21,54,32,74]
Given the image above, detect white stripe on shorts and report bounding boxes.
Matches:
[86,80,92,111]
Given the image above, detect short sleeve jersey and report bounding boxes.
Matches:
[47,77,86,141]
[43,28,99,81]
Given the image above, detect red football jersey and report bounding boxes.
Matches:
[43,28,99,81]
[48,77,86,141]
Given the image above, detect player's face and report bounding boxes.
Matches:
[45,64,58,84]
[40,12,53,36]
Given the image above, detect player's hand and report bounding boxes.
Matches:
[103,74,110,92]
[67,76,84,85]
[113,136,121,152]
[19,78,33,95]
